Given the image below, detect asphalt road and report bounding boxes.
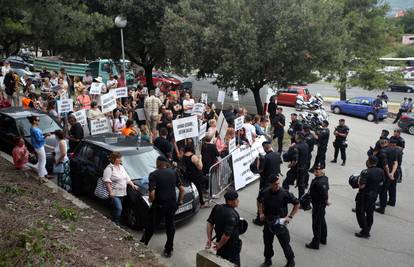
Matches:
[141,108,414,267]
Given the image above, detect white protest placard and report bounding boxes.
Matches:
[201,93,208,104]
[114,87,128,99]
[217,91,225,104]
[172,115,199,142]
[198,123,207,140]
[234,116,244,131]
[232,91,239,102]
[232,146,251,190]
[90,117,111,135]
[191,103,205,116]
[57,99,73,114]
[135,108,146,121]
[246,130,253,145]
[100,91,117,113]
[0,77,4,87]
[216,111,228,140]
[229,137,236,153]
[89,82,103,95]
[73,109,87,127]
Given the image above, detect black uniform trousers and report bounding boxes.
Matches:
[273,130,284,153]
[379,178,397,207]
[217,241,241,267]
[263,223,294,261]
[141,206,176,252]
[310,202,327,248]
[355,192,376,235]
[312,146,327,169]
[282,167,307,198]
[333,141,346,161]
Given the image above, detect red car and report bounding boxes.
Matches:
[276,86,311,106]
[139,71,182,92]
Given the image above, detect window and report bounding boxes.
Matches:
[304,89,310,95]
[347,98,361,104]
[79,145,95,162]
[288,88,298,94]
[360,99,371,106]
[96,149,110,171]
[0,115,18,135]
[16,115,61,137]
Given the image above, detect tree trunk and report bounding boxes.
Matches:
[338,73,347,100]
[252,88,264,115]
[144,64,154,92]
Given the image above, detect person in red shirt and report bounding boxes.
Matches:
[12,137,29,170]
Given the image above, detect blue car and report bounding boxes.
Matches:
[330,96,388,122]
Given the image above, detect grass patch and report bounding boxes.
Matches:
[0,185,25,196]
[53,204,78,221]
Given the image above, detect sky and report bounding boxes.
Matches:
[387,0,414,15]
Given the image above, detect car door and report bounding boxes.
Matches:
[287,88,299,106]
[70,143,100,195]
[344,98,362,116]
[359,99,373,117]
[0,114,19,154]
[276,89,288,105]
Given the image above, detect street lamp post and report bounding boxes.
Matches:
[115,15,127,87]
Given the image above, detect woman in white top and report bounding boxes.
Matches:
[112,108,126,134]
[50,71,58,87]
[57,78,68,99]
[103,152,139,224]
[182,92,195,117]
[53,130,70,191]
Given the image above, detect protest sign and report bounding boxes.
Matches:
[217,91,225,104]
[201,93,208,104]
[0,77,4,87]
[172,115,199,142]
[90,117,111,135]
[100,91,117,113]
[57,99,73,114]
[198,123,207,140]
[191,103,205,116]
[114,87,128,99]
[229,137,236,153]
[234,116,244,131]
[232,91,239,102]
[135,108,146,121]
[216,111,228,140]
[89,82,103,95]
[73,109,87,127]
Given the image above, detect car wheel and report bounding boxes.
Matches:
[366,113,375,122]
[407,88,412,93]
[124,203,142,230]
[333,106,341,114]
[408,125,414,135]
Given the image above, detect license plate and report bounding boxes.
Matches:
[175,203,192,214]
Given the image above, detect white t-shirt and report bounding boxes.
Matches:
[112,117,126,133]
[183,99,195,114]
[102,164,131,197]
[243,123,256,144]
[1,66,11,76]
[107,79,118,89]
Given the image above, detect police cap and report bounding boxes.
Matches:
[224,190,238,201]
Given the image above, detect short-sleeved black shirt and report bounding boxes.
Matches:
[334,125,349,141]
[309,175,329,204]
[207,204,240,250]
[260,151,281,187]
[258,187,299,221]
[359,166,385,196]
[317,128,330,147]
[390,136,405,149]
[153,137,173,157]
[69,122,84,151]
[295,141,309,168]
[149,168,182,208]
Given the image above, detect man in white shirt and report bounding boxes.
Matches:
[144,90,163,135]
[182,92,195,117]
[243,114,257,144]
[107,74,118,90]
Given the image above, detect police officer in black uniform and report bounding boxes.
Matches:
[331,119,349,166]
[303,124,315,170]
[373,129,389,152]
[206,190,242,266]
[140,156,185,257]
[306,165,330,249]
[288,113,303,144]
[390,129,405,183]
[258,176,299,267]
[272,107,286,153]
[253,141,282,225]
[375,139,398,214]
[293,133,309,198]
[383,139,402,206]
[310,120,330,171]
[390,129,405,149]
[354,156,385,238]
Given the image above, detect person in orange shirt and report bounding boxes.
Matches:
[76,89,91,110]
[121,119,138,137]
[22,93,35,109]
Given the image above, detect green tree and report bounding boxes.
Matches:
[396,9,414,34]
[163,0,343,114]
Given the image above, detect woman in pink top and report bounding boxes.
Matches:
[12,137,29,170]
[76,89,91,110]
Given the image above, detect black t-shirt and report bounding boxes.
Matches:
[334,125,349,141]
[207,204,240,250]
[317,128,330,147]
[374,137,389,151]
[258,187,299,221]
[390,136,405,149]
[260,151,281,186]
[201,143,220,174]
[309,175,329,204]
[154,137,173,157]
[359,166,385,196]
[295,141,309,168]
[304,132,315,152]
[69,122,84,150]
[149,168,182,208]
[289,120,302,136]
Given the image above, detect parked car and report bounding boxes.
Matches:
[388,84,414,93]
[3,55,34,71]
[69,133,200,229]
[276,86,311,106]
[0,107,62,172]
[12,68,42,87]
[139,71,182,91]
[398,112,414,135]
[330,96,388,122]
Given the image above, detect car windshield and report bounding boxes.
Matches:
[122,149,160,182]
[16,115,61,137]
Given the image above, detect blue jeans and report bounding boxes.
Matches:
[111,196,124,224]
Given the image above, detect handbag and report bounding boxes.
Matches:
[53,162,65,174]
[94,178,110,199]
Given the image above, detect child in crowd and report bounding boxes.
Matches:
[12,137,30,170]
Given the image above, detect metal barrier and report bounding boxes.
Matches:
[208,153,234,200]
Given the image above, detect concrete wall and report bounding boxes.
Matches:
[402,35,414,45]
[196,250,235,267]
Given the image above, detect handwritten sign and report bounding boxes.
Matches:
[90,117,111,135]
[232,91,239,102]
[89,82,104,95]
[217,91,225,104]
[192,103,205,116]
[100,91,117,113]
[234,116,244,131]
[199,123,207,140]
[57,99,73,114]
[73,109,87,127]
[172,115,199,142]
[201,93,208,104]
[114,87,128,99]
[229,137,236,153]
[135,108,146,121]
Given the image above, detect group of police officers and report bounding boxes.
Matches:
[205,108,406,267]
